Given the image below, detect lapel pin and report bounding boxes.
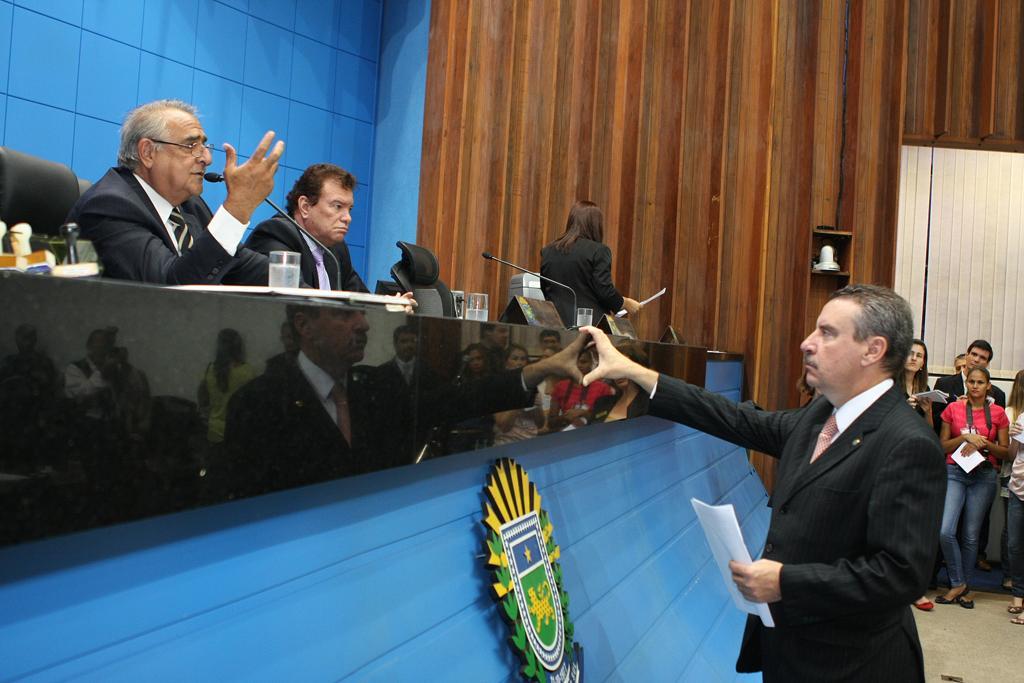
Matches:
[852,436,862,447]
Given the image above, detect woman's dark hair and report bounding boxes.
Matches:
[214,328,245,392]
[966,366,991,382]
[1008,369,1024,417]
[908,338,929,394]
[462,342,491,377]
[507,343,529,361]
[553,200,604,253]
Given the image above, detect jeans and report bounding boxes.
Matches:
[939,463,997,587]
[1008,494,1024,599]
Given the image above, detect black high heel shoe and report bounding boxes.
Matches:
[957,588,974,609]
[935,585,969,605]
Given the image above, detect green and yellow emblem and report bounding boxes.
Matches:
[482,459,581,682]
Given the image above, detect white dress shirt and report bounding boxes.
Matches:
[297,351,345,426]
[133,173,248,255]
[830,378,894,439]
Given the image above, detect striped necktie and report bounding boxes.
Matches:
[169,207,192,252]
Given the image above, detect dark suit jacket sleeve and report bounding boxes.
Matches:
[931,375,959,431]
[649,374,794,455]
[589,244,625,314]
[773,428,946,623]
[336,242,369,293]
[79,208,239,285]
[68,170,268,285]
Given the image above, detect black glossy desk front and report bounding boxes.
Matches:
[0,272,707,546]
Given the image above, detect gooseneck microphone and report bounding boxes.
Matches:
[481,251,578,329]
[204,172,342,289]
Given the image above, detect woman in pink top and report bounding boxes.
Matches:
[935,367,1010,607]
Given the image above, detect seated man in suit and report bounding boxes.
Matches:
[246,163,367,292]
[66,99,284,285]
[580,284,945,683]
[224,305,585,497]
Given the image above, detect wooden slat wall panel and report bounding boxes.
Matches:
[905,0,1024,151]
[419,0,908,491]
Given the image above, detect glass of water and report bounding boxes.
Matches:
[465,292,488,321]
[268,251,301,288]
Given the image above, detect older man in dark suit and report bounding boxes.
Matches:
[582,284,945,682]
[246,163,368,292]
[66,99,284,285]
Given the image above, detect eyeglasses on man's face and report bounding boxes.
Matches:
[150,138,215,158]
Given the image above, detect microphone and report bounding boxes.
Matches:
[203,172,342,289]
[60,222,81,264]
[481,251,578,329]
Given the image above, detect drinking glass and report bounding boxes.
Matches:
[268,251,301,288]
[465,292,489,321]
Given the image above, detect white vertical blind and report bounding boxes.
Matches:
[894,146,1024,377]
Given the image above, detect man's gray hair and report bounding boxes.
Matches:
[829,284,914,377]
[118,100,199,170]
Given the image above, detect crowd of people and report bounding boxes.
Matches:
[896,337,1024,626]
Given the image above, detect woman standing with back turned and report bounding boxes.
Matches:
[540,201,641,327]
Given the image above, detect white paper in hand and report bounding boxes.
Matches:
[1013,415,1024,445]
[950,442,986,473]
[691,498,775,627]
[912,389,949,404]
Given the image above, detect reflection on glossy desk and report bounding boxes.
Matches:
[0,272,708,546]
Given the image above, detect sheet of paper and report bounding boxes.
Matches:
[690,498,775,628]
[1013,415,1024,444]
[912,389,949,404]
[615,287,667,317]
[950,442,986,473]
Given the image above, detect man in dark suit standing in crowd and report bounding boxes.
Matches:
[580,284,945,682]
[932,340,1006,428]
[66,99,284,285]
[246,163,368,292]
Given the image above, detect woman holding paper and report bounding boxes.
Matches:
[903,340,936,611]
[935,367,1009,607]
[540,201,641,326]
[903,339,934,429]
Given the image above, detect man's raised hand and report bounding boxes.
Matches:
[222,131,286,224]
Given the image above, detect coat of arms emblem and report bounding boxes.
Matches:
[482,458,581,682]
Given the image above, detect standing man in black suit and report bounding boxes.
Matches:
[581,284,945,682]
[66,99,285,285]
[246,163,368,292]
[932,340,1006,429]
[375,324,438,392]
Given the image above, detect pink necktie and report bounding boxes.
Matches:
[810,414,838,462]
[330,383,352,445]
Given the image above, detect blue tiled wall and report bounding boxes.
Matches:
[0,0,381,278]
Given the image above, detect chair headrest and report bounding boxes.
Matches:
[395,241,440,286]
[0,147,84,236]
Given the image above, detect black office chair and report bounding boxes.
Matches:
[389,241,457,318]
[0,147,90,237]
